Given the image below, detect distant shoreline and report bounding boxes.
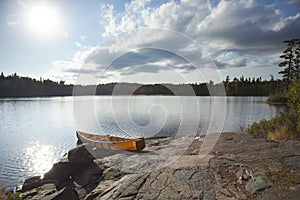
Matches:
[0,94,272,98]
[0,73,287,98]
[0,95,278,100]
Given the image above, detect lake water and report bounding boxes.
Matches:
[0,96,285,189]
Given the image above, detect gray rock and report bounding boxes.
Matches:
[50,161,104,199]
[21,176,42,192]
[43,158,73,184]
[258,192,281,200]
[92,169,195,200]
[43,152,97,186]
[242,174,251,180]
[282,155,300,169]
[73,163,103,187]
[20,183,57,199]
[21,176,56,192]
[84,180,115,200]
[173,167,215,200]
[102,166,126,181]
[245,175,271,195]
[68,144,95,167]
[71,162,103,198]
[43,187,79,200]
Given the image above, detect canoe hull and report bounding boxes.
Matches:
[76,131,145,151]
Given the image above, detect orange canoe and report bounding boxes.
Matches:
[76,131,145,151]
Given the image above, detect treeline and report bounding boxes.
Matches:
[222,76,285,96]
[0,73,73,97]
[0,72,285,97]
[133,77,285,96]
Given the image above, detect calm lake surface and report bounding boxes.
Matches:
[0,96,285,189]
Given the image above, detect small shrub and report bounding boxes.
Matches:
[267,92,287,105]
[267,126,295,140]
[286,82,300,112]
[6,192,22,200]
[0,188,22,200]
[247,120,272,138]
[0,188,4,200]
[247,111,300,140]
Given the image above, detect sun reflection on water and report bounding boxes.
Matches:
[24,142,56,176]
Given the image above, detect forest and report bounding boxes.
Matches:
[0,72,285,97]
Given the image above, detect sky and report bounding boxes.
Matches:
[0,0,299,84]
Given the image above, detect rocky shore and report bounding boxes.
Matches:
[18,133,300,200]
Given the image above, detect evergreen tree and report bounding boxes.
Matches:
[292,39,300,81]
[270,74,274,82]
[240,75,245,82]
[225,75,230,83]
[279,39,300,83]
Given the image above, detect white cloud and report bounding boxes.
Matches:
[49,0,300,83]
[99,0,300,55]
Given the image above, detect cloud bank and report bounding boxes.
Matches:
[49,0,300,84]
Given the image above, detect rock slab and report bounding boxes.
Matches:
[19,133,300,200]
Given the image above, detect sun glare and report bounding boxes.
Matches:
[24,3,61,39]
[24,142,56,176]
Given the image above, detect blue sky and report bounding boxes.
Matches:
[0,0,299,84]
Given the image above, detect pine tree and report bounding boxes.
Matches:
[278,39,300,84]
[270,74,275,82]
[292,39,300,81]
[225,75,230,83]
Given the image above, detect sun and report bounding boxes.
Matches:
[24,3,61,39]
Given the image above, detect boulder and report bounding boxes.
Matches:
[43,144,96,185]
[22,176,42,192]
[72,161,104,199]
[246,175,271,195]
[45,160,104,199]
[73,162,103,188]
[43,159,73,184]
[245,176,271,195]
[68,144,95,168]
[43,187,79,200]
[22,176,56,192]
